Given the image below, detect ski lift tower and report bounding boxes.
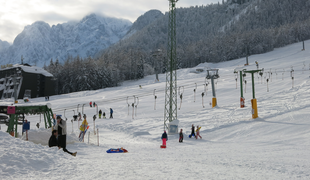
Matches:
[206,69,219,108]
[164,0,178,131]
[243,69,262,119]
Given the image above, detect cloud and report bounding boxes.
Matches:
[0,20,24,43]
[0,0,219,43]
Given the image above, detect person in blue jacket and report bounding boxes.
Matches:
[110,108,113,118]
[189,124,196,138]
[161,130,168,146]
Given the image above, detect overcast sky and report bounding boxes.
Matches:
[0,0,218,43]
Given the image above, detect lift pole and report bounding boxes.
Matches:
[243,69,261,119]
[206,69,219,108]
[240,70,245,108]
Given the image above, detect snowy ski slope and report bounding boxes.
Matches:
[1,40,310,179]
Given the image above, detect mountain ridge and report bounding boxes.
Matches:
[0,13,132,66]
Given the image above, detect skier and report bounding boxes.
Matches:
[161,130,168,147]
[110,108,113,118]
[89,101,92,107]
[196,125,202,139]
[99,109,102,119]
[93,102,96,107]
[189,124,196,138]
[49,130,76,156]
[79,114,89,141]
[54,116,77,156]
[179,129,183,143]
[103,112,106,119]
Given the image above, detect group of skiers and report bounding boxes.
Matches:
[89,101,96,107]
[89,101,113,119]
[161,124,202,147]
[98,108,113,119]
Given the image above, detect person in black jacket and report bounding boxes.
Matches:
[49,130,58,147]
[48,129,76,156]
[99,109,102,119]
[161,131,168,146]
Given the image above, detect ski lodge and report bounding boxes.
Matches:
[0,64,56,100]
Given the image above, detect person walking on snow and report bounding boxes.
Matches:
[190,124,196,138]
[103,112,106,119]
[110,108,113,118]
[196,125,202,139]
[161,130,168,146]
[49,130,76,156]
[89,101,92,107]
[99,109,102,119]
[54,116,77,156]
[179,129,183,143]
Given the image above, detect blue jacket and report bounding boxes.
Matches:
[110,109,113,114]
[161,132,168,140]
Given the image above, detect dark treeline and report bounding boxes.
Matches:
[45,0,310,94]
[44,56,116,94]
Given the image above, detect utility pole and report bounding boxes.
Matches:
[164,0,178,130]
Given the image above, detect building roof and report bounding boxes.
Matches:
[0,64,53,77]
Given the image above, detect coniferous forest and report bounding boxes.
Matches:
[45,0,310,94]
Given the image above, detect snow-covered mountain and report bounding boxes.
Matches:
[124,10,164,38]
[0,13,132,66]
[0,40,10,52]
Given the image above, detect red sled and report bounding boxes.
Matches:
[160,145,166,148]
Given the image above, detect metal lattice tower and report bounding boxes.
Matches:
[164,0,178,130]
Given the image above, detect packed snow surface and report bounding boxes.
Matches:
[1,41,310,179]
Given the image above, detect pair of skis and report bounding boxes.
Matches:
[79,126,89,142]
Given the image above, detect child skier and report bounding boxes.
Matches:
[179,129,183,143]
[103,112,106,119]
[190,124,196,138]
[89,101,92,107]
[79,114,89,141]
[161,130,168,147]
[196,125,202,139]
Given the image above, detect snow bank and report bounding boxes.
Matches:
[0,131,73,178]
